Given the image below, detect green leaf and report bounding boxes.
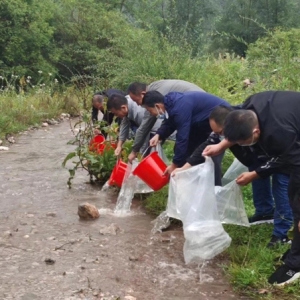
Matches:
[62,152,77,167]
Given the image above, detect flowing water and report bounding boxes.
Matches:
[0,120,251,300]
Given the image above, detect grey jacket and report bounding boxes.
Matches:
[131,80,205,153]
[119,96,162,145]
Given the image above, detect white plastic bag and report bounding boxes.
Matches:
[215,181,249,227]
[168,158,231,263]
[222,158,248,185]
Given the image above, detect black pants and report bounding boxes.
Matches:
[179,119,224,186]
[285,170,300,268]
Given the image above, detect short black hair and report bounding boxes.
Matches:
[223,110,257,142]
[127,82,147,95]
[142,91,164,107]
[209,105,234,126]
[107,94,128,110]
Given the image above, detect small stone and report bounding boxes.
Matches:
[4,231,12,238]
[99,223,121,236]
[0,146,9,151]
[24,235,29,238]
[44,258,55,265]
[42,123,48,127]
[32,262,40,267]
[161,238,171,243]
[129,256,139,262]
[46,212,57,217]
[47,236,56,240]
[78,203,100,219]
[27,214,34,218]
[63,271,66,275]
[47,119,58,125]
[93,292,99,296]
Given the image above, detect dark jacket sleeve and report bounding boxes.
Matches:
[92,107,98,123]
[156,118,176,140]
[254,133,300,178]
[186,133,221,165]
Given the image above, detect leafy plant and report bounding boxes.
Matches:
[62,111,134,188]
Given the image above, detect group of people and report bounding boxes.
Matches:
[92,80,300,286]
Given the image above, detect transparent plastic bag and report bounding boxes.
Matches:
[222,158,248,186]
[168,158,231,263]
[215,181,249,227]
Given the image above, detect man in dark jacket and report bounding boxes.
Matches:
[175,105,292,248]
[142,90,230,185]
[127,80,205,162]
[92,89,126,127]
[203,91,300,286]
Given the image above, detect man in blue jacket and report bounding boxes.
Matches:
[142,90,230,185]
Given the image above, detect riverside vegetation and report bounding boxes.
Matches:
[2,0,300,298]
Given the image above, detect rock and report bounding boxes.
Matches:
[44,258,55,265]
[129,256,139,261]
[42,122,49,127]
[27,214,34,218]
[47,119,58,125]
[0,146,9,151]
[78,203,100,219]
[4,231,12,238]
[24,235,29,238]
[6,136,15,143]
[46,212,57,217]
[99,223,121,236]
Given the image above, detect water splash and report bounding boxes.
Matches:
[150,211,170,234]
[198,261,214,284]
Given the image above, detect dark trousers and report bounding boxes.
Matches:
[285,170,300,268]
[183,119,224,186]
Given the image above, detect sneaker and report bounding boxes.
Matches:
[268,264,300,286]
[267,235,292,248]
[248,214,274,225]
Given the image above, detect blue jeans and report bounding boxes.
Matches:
[251,173,293,238]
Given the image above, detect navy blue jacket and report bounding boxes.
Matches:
[156,91,230,165]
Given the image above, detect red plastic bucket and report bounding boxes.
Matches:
[98,141,117,154]
[133,151,169,191]
[89,135,105,153]
[108,160,127,187]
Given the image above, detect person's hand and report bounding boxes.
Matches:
[149,134,160,147]
[236,171,258,186]
[171,167,183,177]
[94,128,101,135]
[128,152,137,163]
[163,163,177,175]
[114,146,122,156]
[202,144,224,157]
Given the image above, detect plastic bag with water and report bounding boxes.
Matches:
[215,181,249,227]
[222,158,248,185]
[167,158,231,264]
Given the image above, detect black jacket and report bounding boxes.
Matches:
[240,91,300,177]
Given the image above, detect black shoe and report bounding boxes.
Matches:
[248,214,274,225]
[267,235,292,248]
[268,264,300,286]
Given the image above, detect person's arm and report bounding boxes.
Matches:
[115,117,130,155]
[186,132,221,166]
[131,110,157,153]
[202,138,234,157]
[171,108,193,166]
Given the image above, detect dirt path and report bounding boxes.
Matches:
[0,120,250,300]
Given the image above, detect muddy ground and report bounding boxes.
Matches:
[0,120,251,300]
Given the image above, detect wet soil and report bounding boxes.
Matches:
[0,120,251,300]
